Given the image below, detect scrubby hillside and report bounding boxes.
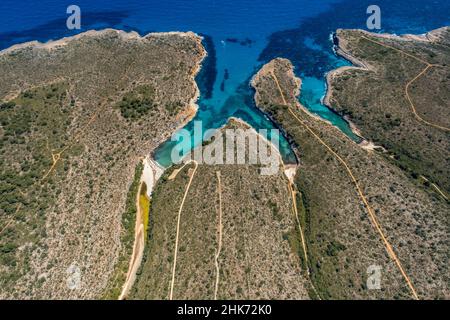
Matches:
[251,57,449,299]
[0,29,205,299]
[131,119,311,300]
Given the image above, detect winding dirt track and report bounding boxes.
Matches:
[282,165,321,299]
[360,35,450,132]
[269,70,419,300]
[168,160,199,300]
[119,180,146,300]
[281,163,309,270]
[40,61,138,182]
[0,204,22,236]
[214,171,223,300]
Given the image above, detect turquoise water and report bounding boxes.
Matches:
[300,76,359,140]
[1,0,449,167]
[149,1,347,167]
[152,31,358,167]
[153,37,302,167]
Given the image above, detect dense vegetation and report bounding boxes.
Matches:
[115,85,157,121]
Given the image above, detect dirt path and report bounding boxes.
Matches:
[119,179,146,300]
[169,160,199,300]
[420,176,449,201]
[281,161,321,299]
[0,204,22,236]
[360,35,449,132]
[286,177,309,268]
[214,171,223,300]
[40,61,138,182]
[270,70,419,300]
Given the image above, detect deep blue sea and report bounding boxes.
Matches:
[1,0,449,166]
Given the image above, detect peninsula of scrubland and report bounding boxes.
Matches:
[0,29,205,299]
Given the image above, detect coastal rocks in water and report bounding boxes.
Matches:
[258,0,450,78]
[220,68,230,92]
[225,37,255,47]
